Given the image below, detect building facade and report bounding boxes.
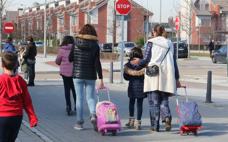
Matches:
[16,0,153,44]
[180,0,228,46]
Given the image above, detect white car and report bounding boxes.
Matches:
[117,42,137,56]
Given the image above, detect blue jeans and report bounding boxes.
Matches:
[148,91,171,130]
[74,79,96,124]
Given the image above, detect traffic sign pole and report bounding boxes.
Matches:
[115,0,132,83]
[120,15,124,83]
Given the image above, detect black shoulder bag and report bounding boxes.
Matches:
[146,47,170,77]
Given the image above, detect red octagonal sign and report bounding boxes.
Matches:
[115,0,132,15]
[3,22,14,34]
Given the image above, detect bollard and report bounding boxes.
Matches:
[110,62,113,83]
[206,71,212,103]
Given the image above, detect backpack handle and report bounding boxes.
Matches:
[96,87,111,102]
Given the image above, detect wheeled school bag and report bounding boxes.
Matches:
[176,86,202,135]
[96,87,121,136]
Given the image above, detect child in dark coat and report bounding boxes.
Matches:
[123,47,147,130]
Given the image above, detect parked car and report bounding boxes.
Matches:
[100,43,112,52]
[117,41,137,56]
[211,45,227,64]
[173,40,188,58]
[35,41,44,48]
[142,40,188,58]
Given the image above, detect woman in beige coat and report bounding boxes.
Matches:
[131,24,180,132]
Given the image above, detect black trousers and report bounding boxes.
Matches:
[27,63,35,85]
[0,116,22,142]
[62,75,76,110]
[129,98,144,120]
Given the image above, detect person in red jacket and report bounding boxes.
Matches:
[0,52,38,142]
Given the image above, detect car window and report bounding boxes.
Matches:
[103,43,112,48]
[125,43,135,48]
[36,42,43,44]
[219,46,227,54]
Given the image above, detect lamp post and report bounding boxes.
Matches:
[44,0,47,58]
[160,0,162,23]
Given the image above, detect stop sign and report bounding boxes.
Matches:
[3,22,14,34]
[115,0,132,15]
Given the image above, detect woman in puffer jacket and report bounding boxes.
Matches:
[69,24,104,130]
[56,36,76,116]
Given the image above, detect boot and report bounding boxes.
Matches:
[165,117,172,131]
[135,120,142,130]
[66,106,72,116]
[125,118,135,128]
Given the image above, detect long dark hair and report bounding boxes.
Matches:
[129,47,143,60]
[61,36,74,46]
[79,24,97,36]
[154,24,165,37]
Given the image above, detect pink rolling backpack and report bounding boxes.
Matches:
[96,87,121,136]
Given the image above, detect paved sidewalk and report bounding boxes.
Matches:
[16,123,43,142]
[17,54,228,142]
[18,81,228,142]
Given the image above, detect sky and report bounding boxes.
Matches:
[5,0,179,22]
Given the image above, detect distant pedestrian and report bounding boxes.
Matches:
[131,24,181,132]
[69,24,104,130]
[0,52,38,142]
[18,45,28,80]
[2,36,17,53]
[124,47,147,130]
[208,39,215,58]
[23,36,37,86]
[56,36,76,116]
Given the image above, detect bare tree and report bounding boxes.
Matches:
[175,0,195,58]
[0,0,8,51]
[180,0,194,58]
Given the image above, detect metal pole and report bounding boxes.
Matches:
[44,0,47,58]
[226,37,228,77]
[120,15,124,83]
[110,62,113,83]
[206,71,212,103]
[0,0,2,53]
[146,0,149,41]
[198,26,200,52]
[160,0,162,23]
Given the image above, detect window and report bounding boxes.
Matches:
[59,18,64,25]
[71,16,77,25]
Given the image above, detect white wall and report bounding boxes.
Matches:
[106,0,127,43]
[90,9,98,24]
[106,0,114,43]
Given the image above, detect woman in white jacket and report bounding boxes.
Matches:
[131,24,180,132]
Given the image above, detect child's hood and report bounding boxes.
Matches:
[0,74,23,98]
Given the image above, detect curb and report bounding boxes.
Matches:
[22,120,54,142]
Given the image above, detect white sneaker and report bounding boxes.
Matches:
[73,124,83,130]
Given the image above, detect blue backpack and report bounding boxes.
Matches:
[178,101,202,126]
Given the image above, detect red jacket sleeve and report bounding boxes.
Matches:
[21,78,38,127]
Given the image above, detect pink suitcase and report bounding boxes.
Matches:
[96,88,121,136]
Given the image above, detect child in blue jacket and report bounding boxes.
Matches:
[123,47,147,130]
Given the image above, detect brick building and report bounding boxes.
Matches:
[180,0,228,47]
[17,0,153,44]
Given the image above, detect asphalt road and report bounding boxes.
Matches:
[19,82,228,142]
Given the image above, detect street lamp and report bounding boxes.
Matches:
[44,0,47,58]
[160,0,162,23]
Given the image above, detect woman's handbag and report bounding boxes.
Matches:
[146,47,170,77]
[146,65,159,76]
